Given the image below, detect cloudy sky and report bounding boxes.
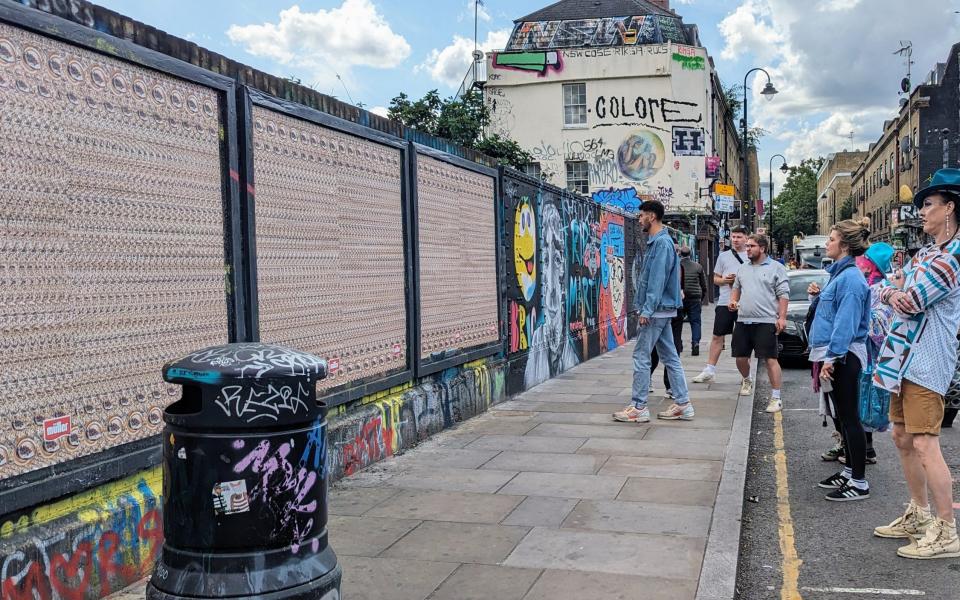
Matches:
[96,0,960,190]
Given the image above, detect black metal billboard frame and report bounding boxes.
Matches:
[0,1,245,517]
[410,143,504,378]
[237,87,417,409]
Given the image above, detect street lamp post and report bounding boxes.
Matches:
[742,68,778,229]
[821,187,837,231]
[769,154,788,251]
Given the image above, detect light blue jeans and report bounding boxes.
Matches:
[632,317,690,408]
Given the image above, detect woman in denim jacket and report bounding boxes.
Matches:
[808,218,872,501]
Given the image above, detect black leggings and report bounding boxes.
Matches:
[829,353,866,480]
[651,326,683,390]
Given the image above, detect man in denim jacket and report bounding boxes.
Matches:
[614,200,694,423]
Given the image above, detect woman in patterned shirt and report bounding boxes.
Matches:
[872,169,960,559]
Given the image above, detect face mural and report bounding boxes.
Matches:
[503,173,639,395]
[539,202,567,362]
[514,196,537,302]
[617,130,665,181]
[599,212,627,351]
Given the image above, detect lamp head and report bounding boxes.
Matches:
[779,162,789,173]
[761,81,778,101]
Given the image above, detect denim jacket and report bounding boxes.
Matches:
[634,228,683,317]
[808,256,870,362]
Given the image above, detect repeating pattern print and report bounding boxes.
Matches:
[416,155,500,361]
[874,240,960,394]
[0,23,228,477]
[251,107,408,393]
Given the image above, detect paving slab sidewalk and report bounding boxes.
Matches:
[109,309,755,600]
[329,309,755,600]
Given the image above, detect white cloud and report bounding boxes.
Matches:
[369,106,390,117]
[463,1,491,22]
[227,1,411,92]
[717,0,784,62]
[718,0,960,169]
[417,29,510,88]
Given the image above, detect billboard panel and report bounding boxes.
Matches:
[251,107,408,394]
[0,24,228,478]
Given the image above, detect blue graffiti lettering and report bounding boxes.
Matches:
[592,187,642,213]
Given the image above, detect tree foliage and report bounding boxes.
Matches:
[770,157,825,251]
[387,89,531,169]
[721,83,767,150]
[839,196,854,220]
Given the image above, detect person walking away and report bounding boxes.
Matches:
[614,200,693,423]
[807,219,873,501]
[679,246,707,356]
[818,242,894,465]
[727,234,789,412]
[872,169,960,559]
[693,227,749,389]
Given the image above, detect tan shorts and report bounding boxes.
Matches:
[890,379,944,435]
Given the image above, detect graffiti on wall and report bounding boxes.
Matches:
[617,131,666,182]
[506,15,686,50]
[504,175,638,394]
[491,51,562,76]
[599,213,627,351]
[672,127,705,157]
[594,96,703,130]
[1,470,163,600]
[592,187,643,213]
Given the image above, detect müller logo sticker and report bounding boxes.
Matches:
[328,358,340,373]
[392,344,402,357]
[42,416,71,442]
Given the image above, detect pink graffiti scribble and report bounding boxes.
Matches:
[234,439,318,553]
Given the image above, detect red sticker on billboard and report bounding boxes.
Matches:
[328,358,340,372]
[392,344,402,356]
[42,416,71,442]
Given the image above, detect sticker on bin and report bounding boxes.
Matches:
[212,480,251,515]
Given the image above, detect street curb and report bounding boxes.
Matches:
[695,359,758,600]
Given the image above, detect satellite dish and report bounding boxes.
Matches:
[899,98,909,108]
[472,50,484,61]
[901,77,910,94]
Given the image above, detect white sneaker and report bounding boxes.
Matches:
[692,369,715,383]
[765,397,782,413]
[739,378,754,396]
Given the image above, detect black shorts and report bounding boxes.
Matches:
[713,306,738,336]
[731,322,779,359]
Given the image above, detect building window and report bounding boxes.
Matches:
[522,162,542,179]
[566,160,589,194]
[562,83,587,127]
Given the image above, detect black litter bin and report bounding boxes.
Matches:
[147,343,341,600]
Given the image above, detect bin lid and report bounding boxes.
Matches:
[163,343,327,386]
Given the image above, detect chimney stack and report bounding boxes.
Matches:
[649,0,671,10]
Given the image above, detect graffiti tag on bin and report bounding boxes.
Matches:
[42,416,71,442]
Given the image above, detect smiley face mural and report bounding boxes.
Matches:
[617,130,665,181]
[514,196,537,302]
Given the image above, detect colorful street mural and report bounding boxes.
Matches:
[492,51,563,76]
[617,130,666,181]
[506,15,688,50]
[503,173,638,395]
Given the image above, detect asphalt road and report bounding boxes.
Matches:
[736,360,960,600]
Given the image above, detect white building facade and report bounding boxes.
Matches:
[483,2,736,217]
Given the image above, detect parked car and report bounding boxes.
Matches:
[778,269,830,360]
